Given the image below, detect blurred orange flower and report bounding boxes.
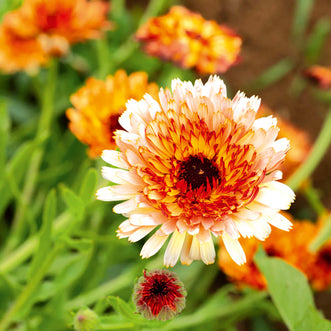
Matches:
[258,104,311,180]
[218,213,331,291]
[0,0,110,73]
[66,70,159,158]
[136,6,241,75]
[305,65,331,89]
[0,26,49,73]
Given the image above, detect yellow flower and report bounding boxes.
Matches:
[136,6,241,75]
[66,70,159,158]
[97,76,295,266]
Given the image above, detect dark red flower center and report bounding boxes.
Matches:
[319,248,331,266]
[178,155,221,191]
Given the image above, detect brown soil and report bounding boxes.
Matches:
[183,0,331,209]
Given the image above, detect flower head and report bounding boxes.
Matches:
[133,269,186,321]
[0,0,110,72]
[218,213,331,291]
[66,70,159,158]
[304,65,331,89]
[136,6,241,74]
[96,76,295,266]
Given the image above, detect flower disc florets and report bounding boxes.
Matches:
[96,76,295,266]
[133,269,186,321]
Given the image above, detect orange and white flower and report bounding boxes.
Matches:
[136,6,241,75]
[66,70,159,158]
[96,76,295,266]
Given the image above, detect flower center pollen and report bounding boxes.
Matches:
[178,155,220,190]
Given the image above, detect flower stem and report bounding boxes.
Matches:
[0,245,62,331]
[286,109,331,191]
[9,60,58,248]
[166,291,268,329]
[0,212,70,274]
[98,322,135,330]
[65,265,138,311]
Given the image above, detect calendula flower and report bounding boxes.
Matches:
[0,0,110,72]
[133,269,186,321]
[0,26,49,73]
[96,76,295,266]
[258,104,311,180]
[219,213,331,291]
[66,70,159,158]
[304,65,331,89]
[136,6,241,75]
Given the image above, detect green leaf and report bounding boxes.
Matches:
[0,141,36,216]
[305,19,331,65]
[0,101,10,182]
[246,58,294,92]
[79,168,98,204]
[28,190,57,279]
[60,184,85,221]
[309,214,331,252]
[292,0,315,46]
[254,247,331,331]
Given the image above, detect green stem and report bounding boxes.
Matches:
[0,212,70,274]
[98,322,135,330]
[10,60,58,245]
[0,245,61,331]
[65,266,137,311]
[112,0,174,67]
[166,292,268,329]
[287,109,331,191]
[302,180,326,215]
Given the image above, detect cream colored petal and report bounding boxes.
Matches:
[266,212,293,231]
[222,232,246,265]
[233,218,255,238]
[180,234,193,265]
[234,208,261,221]
[96,186,137,201]
[272,138,290,153]
[250,218,272,241]
[253,115,277,130]
[164,229,186,267]
[101,150,129,169]
[200,234,216,265]
[202,217,214,230]
[189,235,201,260]
[113,199,137,214]
[128,226,156,242]
[129,214,161,226]
[256,181,295,210]
[101,167,143,185]
[140,233,168,259]
[157,220,177,236]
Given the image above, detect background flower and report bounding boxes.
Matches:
[66,70,159,158]
[0,0,110,72]
[218,212,331,291]
[136,6,241,75]
[97,76,295,267]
